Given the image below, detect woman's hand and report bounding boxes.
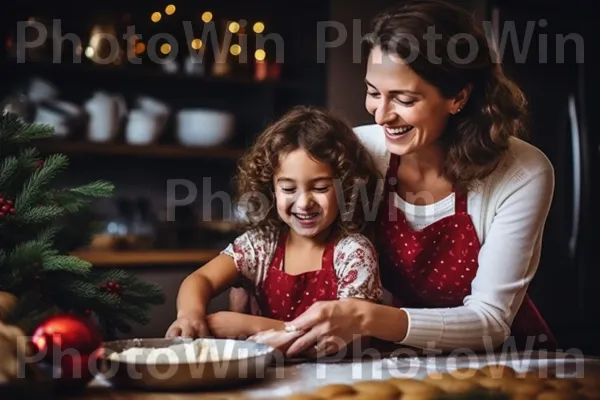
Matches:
[247,328,305,355]
[284,299,369,358]
[165,310,210,338]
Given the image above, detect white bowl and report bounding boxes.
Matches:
[175,109,235,147]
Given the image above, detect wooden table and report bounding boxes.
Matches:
[69,350,600,400]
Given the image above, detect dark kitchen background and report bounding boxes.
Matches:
[1,0,598,355]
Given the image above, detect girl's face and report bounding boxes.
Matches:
[364,46,465,156]
[273,148,339,240]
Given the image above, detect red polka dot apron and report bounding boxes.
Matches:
[256,230,338,322]
[376,154,558,350]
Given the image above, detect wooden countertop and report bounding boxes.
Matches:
[71,249,221,267]
[71,352,600,399]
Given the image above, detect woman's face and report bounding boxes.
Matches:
[364,46,463,156]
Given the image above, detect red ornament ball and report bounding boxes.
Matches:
[31,314,103,386]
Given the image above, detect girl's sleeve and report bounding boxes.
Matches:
[334,234,384,303]
[221,230,274,288]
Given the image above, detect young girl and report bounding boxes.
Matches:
[166,106,383,342]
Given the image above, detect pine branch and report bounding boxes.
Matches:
[0,113,27,142]
[1,112,165,336]
[69,181,114,197]
[15,123,55,142]
[47,190,91,213]
[8,239,53,267]
[43,255,91,275]
[96,269,165,304]
[36,226,59,246]
[0,114,54,143]
[19,205,64,224]
[15,154,68,209]
[0,249,6,270]
[0,156,18,187]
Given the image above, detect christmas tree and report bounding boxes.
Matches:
[0,112,165,339]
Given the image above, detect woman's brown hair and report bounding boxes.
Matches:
[233,105,381,238]
[364,0,528,192]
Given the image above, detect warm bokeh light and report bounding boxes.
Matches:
[253,22,265,33]
[230,44,242,56]
[228,22,240,33]
[135,42,146,54]
[165,5,176,15]
[201,11,213,22]
[254,49,266,61]
[191,39,203,50]
[160,43,171,54]
[151,12,162,23]
[85,46,94,58]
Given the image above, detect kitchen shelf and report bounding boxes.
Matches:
[2,61,312,91]
[35,139,245,160]
[71,249,221,266]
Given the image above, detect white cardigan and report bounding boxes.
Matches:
[353,124,555,350]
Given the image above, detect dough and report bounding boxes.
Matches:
[314,383,356,398]
[504,380,548,396]
[285,395,324,400]
[107,339,220,363]
[449,367,486,379]
[388,378,443,397]
[546,378,582,391]
[429,378,481,394]
[518,369,554,380]
[478,364,517,378]
[352,380,400,398]
[424,371,455,381]
[579,385,600,399]
[475,376,515,390]
[537,391,580,400]
[333,396,386,400]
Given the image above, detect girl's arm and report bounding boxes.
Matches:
[176,254,240,318]
[167,254,240,338]
[206,312,285,339]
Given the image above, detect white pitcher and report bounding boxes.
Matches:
[84,91,126,142]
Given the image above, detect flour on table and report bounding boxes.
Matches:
[107,339,220,364]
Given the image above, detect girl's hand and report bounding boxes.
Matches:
[284,299,369,358]
[165,311,210,338]
[206,311,255,339]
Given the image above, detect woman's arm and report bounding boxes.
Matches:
[286,155,555,355]
[393,160,555,351]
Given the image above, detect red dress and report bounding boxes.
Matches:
[255,230,339,321]
[376,154,557,350]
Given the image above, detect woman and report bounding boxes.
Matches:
[238,0,557,356]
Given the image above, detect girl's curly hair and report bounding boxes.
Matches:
[233,105,381,238]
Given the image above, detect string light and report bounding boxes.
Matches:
[191,39,203,50]
[254,49,266,61]
[230,44,241,56]
[253,22,265,34]
[201,11,213,22]
[160,43,171,54]
[165,4,176,15]
[151,12,162,23]
[228,22,240,33]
